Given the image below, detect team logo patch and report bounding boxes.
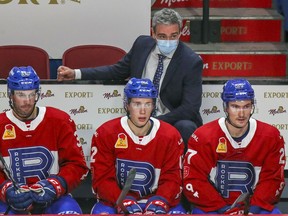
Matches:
[183,166,190,178]
[216,137,227,153]
[115,133,128,148]
[2,124,16,140]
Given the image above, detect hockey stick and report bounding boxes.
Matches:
[0,153,34,215]
[230,192,249,209]
[242,193,250,215]
[227,192,250,215]
[0,152,20,215]
[116,168,137,214]
[0,153,19,189]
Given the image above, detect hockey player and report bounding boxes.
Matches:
[183,79,286,214]
[90,77,185,214]
[0,66,89,214]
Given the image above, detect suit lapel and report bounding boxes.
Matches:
[134,39,156,78]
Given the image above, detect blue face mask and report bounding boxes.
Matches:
[157,39,178,56]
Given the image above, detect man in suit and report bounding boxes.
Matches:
[57,8,203,150]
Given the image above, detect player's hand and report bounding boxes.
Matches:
[57,66,76,81]
[144,195,169,214]
[30,176,66,206]
[0,181,33,211]
[117,196,142,214]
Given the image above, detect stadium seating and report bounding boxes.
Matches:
[62,45,126,69]
[0,45,50,79]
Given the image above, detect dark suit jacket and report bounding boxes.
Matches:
[81,35,203,127]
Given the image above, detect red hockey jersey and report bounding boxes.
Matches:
[183,117,285,212]
[0,107,88,192]
[90,116,184,207]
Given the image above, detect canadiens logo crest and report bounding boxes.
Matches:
[183,166,190,179]
[2,124,16,140]
[115,133,128,148]
[216,137,227,153]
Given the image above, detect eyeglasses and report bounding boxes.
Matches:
[228,104,253,112]
[130,102,154,109]
[14,92,37,99]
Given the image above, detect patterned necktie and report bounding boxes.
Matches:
[152,54,166,117]
[153,54,166,93]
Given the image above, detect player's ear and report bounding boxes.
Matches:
[222,102,228,113]
[151,27,156,39]
[250,104,255,115]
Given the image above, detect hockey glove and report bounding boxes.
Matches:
[0,181,33,211]
[221,203,250,215]
[144,195,169,214]
[224,206,245,215]
[223,199,250,214]
[117,196,142,214]
[30,176,67,206]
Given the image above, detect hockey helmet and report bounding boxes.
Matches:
[7,66,40,92]
[124,78,158,101]
[221,79,255,103]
